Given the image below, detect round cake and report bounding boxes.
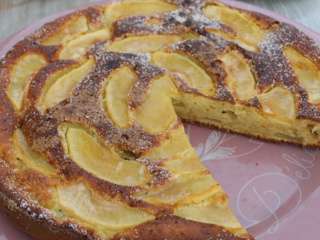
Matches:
[0,0,319,239]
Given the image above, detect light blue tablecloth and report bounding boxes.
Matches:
[0,0,319,40]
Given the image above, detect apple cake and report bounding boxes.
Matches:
[0,0,319,239]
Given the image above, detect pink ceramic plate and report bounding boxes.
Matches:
[0,1,320,240]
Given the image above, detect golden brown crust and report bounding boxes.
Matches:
[112,215,254,240]
[15,170,56,204]
[0,192,99,240]
[0,91,16,152]
[0,160,99,240]
[27,60,77,103]
[0,39,59,89]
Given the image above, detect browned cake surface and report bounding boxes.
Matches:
[0,0,320,239]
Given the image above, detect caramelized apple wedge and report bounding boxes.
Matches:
[142,125,205,175]
[130,75,178,134]
[39,59,94,110]
[143,126,191,160]
[108,35,183,54]
[7,54,47,110]
[220,50,257,100]
[58,183,154,229]
[135,173,219,205]
[204,5,266,51]
[285,47,320,104]
[152,52,215,96]
[60,29,111,59]
[163,151,206,176]
[61,126,147,186]
[104,66,137,128]
[13,129,55,175]
[258,87,296,119]
[104,0,176,27]
[41,16,89,46]
[175,194,243,231]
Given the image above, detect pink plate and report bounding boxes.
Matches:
[0,1,320,239]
